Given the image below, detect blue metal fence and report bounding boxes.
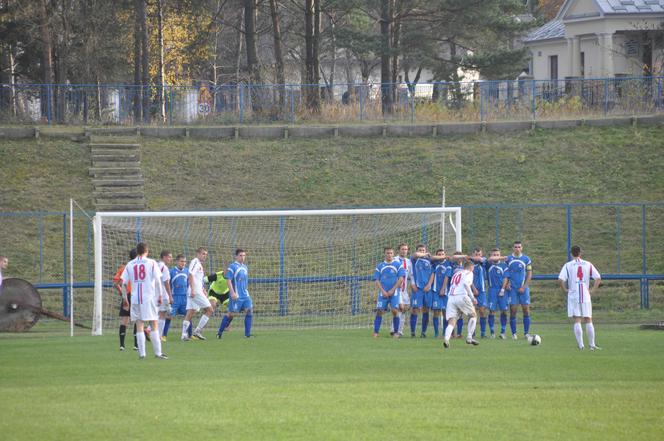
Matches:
[1,202,663,318]
[1,76,662,125]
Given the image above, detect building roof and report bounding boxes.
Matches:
[525,0,664,43]
[524,20,565,43]
[595,0,664,14]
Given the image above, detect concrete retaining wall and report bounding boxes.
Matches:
[2,114,662,141]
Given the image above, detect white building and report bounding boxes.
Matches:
[524,0,664,80]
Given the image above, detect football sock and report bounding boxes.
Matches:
[410,314,418,334]
[444,324,454,341]
[373,315,382,334]
[182,320,190,338]
[421,312,429,335]
[574,322,584,348]
[398,312,405,334]
[510,316,517,335]
[136,331,146,358]
[244,314,253,337]
[586,323,595,347]
[467,317,477,340]
[393,316,400,334]
[133,324,138,348]
[488,315,495,334]
[196,315,209,332]
[456,318,463,336]
[480,317,487,336]
[188,323,193,337]
[433,316,440,337]
[151,329,162,356]
[163,319,171,337]
[119,325,126,347]
[218,315,231,335]
[523,315,531,335]
[500,313,507,333]
[158,318,165,336]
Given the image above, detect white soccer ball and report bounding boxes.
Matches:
[528,334,542,346]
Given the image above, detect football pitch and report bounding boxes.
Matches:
[1,324,663,441]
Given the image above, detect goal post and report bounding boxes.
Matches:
[92,207,462,335]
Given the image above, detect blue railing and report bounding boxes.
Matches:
[1,76,662,125]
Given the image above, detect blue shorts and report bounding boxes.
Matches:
[432,294,447,310]
[423,290,434,309]
[411,288,426,308]
[376,294,399,311]
[171,300,187,316]
[476,292,488,309]
[487,288,509,311]
[508,287,530,306]
[228,297,253,313]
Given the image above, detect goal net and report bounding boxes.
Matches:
[92,207,462,335]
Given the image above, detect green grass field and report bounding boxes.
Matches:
[1,324,663,441]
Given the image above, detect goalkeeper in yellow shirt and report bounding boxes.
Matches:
[204,270,230,313]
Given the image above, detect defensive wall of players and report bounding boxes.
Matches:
[1,113,663,141]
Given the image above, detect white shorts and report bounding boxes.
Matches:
[130,300,158,322]
[158,298,171,313]
[397,289,410,306]
[568,295,592,318]
[187,293,212,310]
[446,295,476,321]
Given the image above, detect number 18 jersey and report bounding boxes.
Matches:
[121,256,163,305]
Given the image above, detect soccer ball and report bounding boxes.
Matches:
[528,334,542,346]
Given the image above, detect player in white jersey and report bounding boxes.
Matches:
[558,245,602,350]
[120,242,167,359]
[157,250,174,342]
[182,247,214,341]
[443,259,479,348]
[392,243,413,336]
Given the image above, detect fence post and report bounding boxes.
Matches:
[47,84,53,124]
[480,82,485,122]
[641,204,648,309]
[531,79,536,121]
[62,213,69,317]
[604,78,609,115]
[289,86,295,123]
[359,86,364,121]
[168,86,174,125]
[495,206,500,248]
[566,205,572,261]
[279,217,288,316]
[657,77,662,112]
[411,87,415,123]
[615,206,621,273]
[239,84,245,123]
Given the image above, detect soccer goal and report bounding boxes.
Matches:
[92,207,462,335]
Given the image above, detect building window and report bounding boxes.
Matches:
[549,55,558,80]
[580,52,585,77]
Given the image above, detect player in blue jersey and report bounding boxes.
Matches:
[501,241,533,340]
[469,248,489,338]
[169,254,190,338]
[486,248,509,338]
[217,249,253,339]
[410,244,435,338]
[372,247,406,337]
[431,249,449,338]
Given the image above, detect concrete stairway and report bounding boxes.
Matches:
[88,136,146,211]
